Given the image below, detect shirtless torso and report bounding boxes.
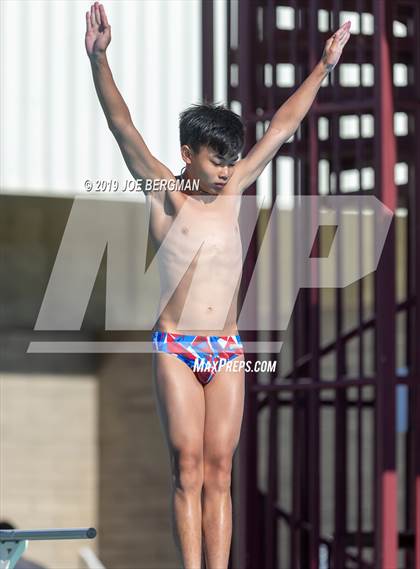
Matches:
[148,173,243,336]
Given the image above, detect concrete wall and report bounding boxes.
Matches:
[0,194,177,568]
[0,373,98,567]
[98,352,177,568]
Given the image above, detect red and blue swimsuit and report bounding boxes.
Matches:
[152,331,244,385]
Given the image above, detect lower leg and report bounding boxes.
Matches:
[201,365,245,569]
[171,459,204,569]
[202,466,233,569]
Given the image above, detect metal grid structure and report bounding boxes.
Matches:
[201,0,420,567]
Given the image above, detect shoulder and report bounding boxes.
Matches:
[147,173,188,214]
[222,161,249,196]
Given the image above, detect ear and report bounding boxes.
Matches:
[180,144,194,164]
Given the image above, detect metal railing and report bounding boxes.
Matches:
[0,527,97,569]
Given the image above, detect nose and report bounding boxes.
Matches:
[219,166,229,180]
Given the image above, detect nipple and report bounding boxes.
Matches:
[182,226,189,235]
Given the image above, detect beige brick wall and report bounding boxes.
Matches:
[0,364,180,569]
[1,195,178,568]
[0,373,98,568]
[97,353,178,569]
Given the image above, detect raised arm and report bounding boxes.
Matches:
[85,2,172,182]
[234,20,352,192]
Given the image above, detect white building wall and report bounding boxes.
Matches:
[1,0,202,200]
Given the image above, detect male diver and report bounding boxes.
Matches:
[85,3,350,566]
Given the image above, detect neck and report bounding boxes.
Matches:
[180,168,217,197]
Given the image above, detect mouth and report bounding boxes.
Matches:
[214,182,226,189]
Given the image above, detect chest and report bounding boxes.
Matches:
[151,196,242,263]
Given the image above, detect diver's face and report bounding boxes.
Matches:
[182,145,239,193]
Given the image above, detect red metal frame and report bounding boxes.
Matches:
[201,0,419,567]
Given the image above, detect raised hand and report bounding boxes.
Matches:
[85,2,111,58]
[321,21,351,73]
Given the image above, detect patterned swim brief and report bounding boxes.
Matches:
[152,331,244,385]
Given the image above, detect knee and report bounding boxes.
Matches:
[172,448,203,493]
[203,454,233,493]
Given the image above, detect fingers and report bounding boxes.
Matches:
[339,20,351,32]
[333,29,345,42]
[94,2,101,26]
[89,2,108,30]
[332,20,351,42]
[342,31,351,44]
[338,30,351,48]
[99,4,109,27]
[85,10,92,32]
[331,27,350,50]
[90,3,97,27]
[337,20,351,39]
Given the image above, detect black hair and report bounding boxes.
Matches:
[179,102,245,161]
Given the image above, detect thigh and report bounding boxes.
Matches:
[203,355,245,457]
[152,352,206,456]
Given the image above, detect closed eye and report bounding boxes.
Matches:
[213,161,236,167]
